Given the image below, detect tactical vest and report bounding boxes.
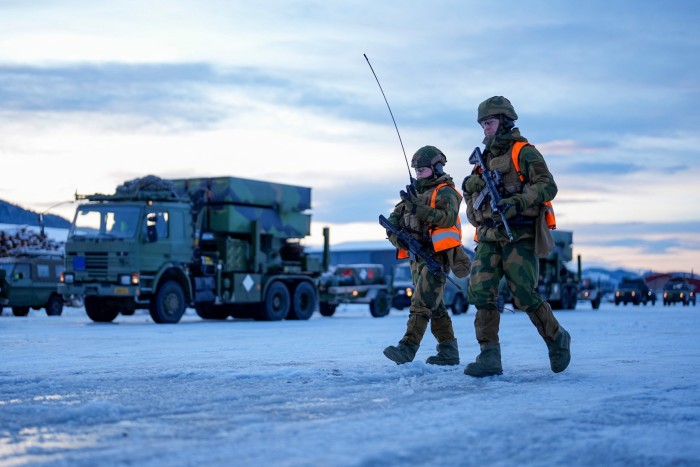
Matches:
[472,142,557,241]
[398,183,463,259]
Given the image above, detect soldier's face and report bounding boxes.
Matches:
[480,117,499,137]
[415,166,433,179]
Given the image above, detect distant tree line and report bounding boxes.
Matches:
[0,199,71,228]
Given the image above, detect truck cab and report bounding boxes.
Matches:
[60,193,197,323]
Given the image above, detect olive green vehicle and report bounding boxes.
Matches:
[58,176,325,324]
[317,263,391,318]
[0,249,67,316]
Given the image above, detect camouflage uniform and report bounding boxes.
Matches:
[384,146,468,365]
[462,96,571,376]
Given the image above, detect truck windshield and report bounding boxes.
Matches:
[71,206,141,239]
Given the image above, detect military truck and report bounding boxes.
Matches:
[58,176,324,324]
[317,263,391,317]
[663,276,696,306]
[0,248,67,316]
[614,277,655,306]
[391,262,470,315]
[498,230,579,311]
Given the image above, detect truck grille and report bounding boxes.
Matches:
[71,252,110,281]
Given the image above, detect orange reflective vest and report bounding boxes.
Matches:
[398,183,463,259]
[511,141,557,230]
[473,142,557,242]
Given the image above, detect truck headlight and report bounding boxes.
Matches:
[61,272,74,284]
[119,274,139,286]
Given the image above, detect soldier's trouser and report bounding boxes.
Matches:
[400,258,455,346]
[468,238,560,344]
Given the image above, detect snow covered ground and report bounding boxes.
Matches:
[2,301,699,467]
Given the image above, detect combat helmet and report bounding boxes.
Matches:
[411,146,447,176]
[477,96,518,123]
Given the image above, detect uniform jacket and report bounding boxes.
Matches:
[464,129,558,242]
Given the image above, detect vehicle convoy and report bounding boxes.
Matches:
[614,277,656,306]
[58,175,325,324]
[317,263,391,317]
[0,248,70,316]
[663,276,696,306]
[391,262,470,315]
[497,230,579,312]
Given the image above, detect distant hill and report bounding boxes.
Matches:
[0,199,71,228]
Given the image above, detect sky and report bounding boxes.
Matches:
[1,1,699,274]
[2,302,700,466]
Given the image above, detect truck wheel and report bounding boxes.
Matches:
[45,294,64,316]
[149,280,186,324]
[12,306,30,317]
[592,297,601,310]
[258,281,290,321]
[319,301,336,317]
[288,281,317,320]
[370,290,390,318]
[195,303,229,320]
[451,294,468,315]
[85,297,119,322]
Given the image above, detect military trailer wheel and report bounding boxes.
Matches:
[12,306,30,317]
[149,280,186,324]
[45,294,64,316]
[369,290,390,318]
[257,281,290,321]
[288,281,317,320]
[85,297,119,322]
[319,301,336,317]
[451,294,468,315]
[195,303,229,320]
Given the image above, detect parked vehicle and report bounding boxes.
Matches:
[578,277,603,309]
[0,248,68,316]
[663,276,696,306]
[390,262,470,315]
[58,175,325,324]
[317,264,391,317]
[614,277,656,306]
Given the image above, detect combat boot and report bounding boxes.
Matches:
[464,343,503,377]
[383,342,420,365]
[546,327,571,373]
[425,338,460,365]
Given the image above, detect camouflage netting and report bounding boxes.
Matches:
[115,175,177,196]
[0,228,64,257]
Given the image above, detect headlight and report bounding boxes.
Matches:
[119,274,139,286]
[61,272,74,284]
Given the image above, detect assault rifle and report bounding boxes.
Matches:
[379,214,462,290]
[469,147,514,241]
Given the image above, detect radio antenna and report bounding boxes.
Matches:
[364,53,414,183]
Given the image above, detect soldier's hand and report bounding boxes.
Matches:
[496,196,524,220]
[388,233,408,251]
[400,189,417,214]
[462,175,485,194]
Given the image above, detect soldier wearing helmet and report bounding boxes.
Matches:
[383,145,471,365]
[461,96,571,377]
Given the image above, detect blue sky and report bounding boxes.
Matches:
[1,0,699,273]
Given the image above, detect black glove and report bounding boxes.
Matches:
[400,186,418,214]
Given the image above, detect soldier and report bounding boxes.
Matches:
[383,146,471,365]
[462,96,571,377]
